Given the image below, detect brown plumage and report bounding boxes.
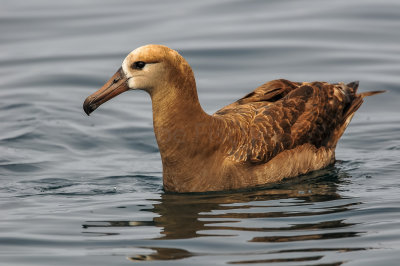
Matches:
[83,44,384,193]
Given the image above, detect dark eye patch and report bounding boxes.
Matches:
[132,61,146,69]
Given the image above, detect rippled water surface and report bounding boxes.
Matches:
[1,0,400,265]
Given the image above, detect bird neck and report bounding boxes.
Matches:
[149,76,223,192]
[147,62,223,192]
[150,79,212,162]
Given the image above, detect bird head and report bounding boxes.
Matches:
[83,44,192,115]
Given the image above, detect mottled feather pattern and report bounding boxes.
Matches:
[214,79,359,164]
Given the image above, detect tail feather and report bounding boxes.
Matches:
[346,81,360,90]
[327,83,385,148]
[359,90,386,98]
[343,97,363,120]
[345,80,386,98]
[344,89,385,120]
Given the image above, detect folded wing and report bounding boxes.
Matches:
[213,79,374,164]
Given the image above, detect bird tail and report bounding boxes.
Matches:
[342,81,385,119]
[327,81,385,148]
[358,90,386,98]
[345,81,386,98]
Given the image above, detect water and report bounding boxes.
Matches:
[1,0,400,265]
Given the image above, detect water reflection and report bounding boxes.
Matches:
[84,166,367,264]
[127,247,194,262]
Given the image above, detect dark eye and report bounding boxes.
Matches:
[132,61,146,69]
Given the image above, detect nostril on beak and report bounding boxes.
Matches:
[113,78,120,84]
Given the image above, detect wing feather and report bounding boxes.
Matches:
[213,79,359,164]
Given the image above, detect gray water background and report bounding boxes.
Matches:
[1,0,400,265]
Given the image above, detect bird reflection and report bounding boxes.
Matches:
[83,165,366,263]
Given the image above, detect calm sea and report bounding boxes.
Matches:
[1,0,400,265]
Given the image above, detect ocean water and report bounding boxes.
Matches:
[1,0,400,265]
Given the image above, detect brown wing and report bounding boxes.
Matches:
[213,79,361,164]
[215,79,302,113]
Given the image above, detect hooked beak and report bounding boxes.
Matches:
[83,67,129,115]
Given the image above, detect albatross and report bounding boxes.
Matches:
[83,44,384,193]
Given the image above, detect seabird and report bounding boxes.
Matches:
[83,44,384,192]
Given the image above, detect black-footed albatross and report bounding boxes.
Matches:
[83,44,384,193]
